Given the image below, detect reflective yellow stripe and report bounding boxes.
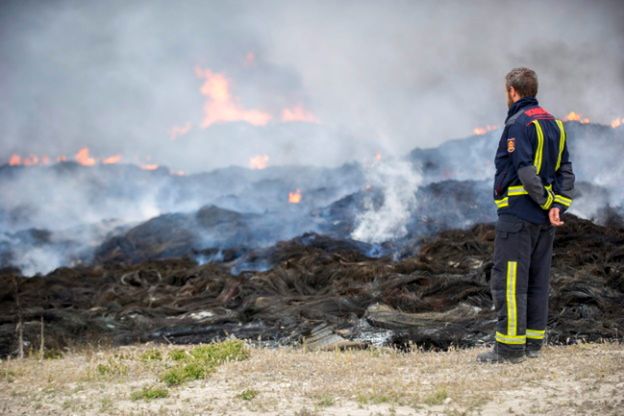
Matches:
[496,184,554,209]
[506,261,518,336]
[554,194,572,207]
[495,197,509,208]
[496,332,526,345]
[540,189,554,210]
[531,120,544,174]
[526,329,545,340]
[507,185,528,196]
[555,119,566,171]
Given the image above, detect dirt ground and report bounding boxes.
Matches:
[1,341,623,416]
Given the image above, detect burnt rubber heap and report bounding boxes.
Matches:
[1,214,622,356]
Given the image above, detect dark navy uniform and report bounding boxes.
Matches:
[491,96,575,355]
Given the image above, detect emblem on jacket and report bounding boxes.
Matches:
[507,137,516,153]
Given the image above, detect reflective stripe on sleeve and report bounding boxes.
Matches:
[540,189,554,210]
[554,194,572,207]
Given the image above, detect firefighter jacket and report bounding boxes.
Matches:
[493,97,575,224]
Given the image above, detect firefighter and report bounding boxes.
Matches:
[477,67,575,363]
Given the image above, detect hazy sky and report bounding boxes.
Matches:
[1,0,623,172]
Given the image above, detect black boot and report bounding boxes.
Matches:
[525,342,541,358]
[477,346,525,364]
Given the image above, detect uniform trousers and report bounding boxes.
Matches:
[491,213,555,353]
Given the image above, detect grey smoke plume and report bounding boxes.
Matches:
[1,1,624,276]
[1,0,623,172]
[351,157,422,243]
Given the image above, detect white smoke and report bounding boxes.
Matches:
[1,1,623,172]
[351,158,422,243]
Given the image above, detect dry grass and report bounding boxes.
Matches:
[1,341,623,415]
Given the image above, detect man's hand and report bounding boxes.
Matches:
[549,207,564,227]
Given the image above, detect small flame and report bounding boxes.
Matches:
[288,189,302,204]
[281,105,319,123]
[375,151,382,161]
[473,124,498,135]
[102,154,122,165]
[611,117,624,129]
[565,112,590,124]
[141,164,159,171]
[75,147,96,166]
[8,154,53,167]
[249,154,269,170]
[195,66,272,127]
[9,154,22,166]
[23,155,40,166]
[170,122,192,140]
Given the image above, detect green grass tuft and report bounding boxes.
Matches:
[188,339,250,364]
[315,394,335,407]
[140,349,162,362]
[161,360,214,386]
[423,386,448,406]
[95,359,128,377]
[130,386,169,401]
[168,349,188,361]
[160,340,249,387]
[237,388,259,401]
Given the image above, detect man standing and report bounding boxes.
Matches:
[477,68,575,363]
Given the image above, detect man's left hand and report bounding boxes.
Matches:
[549,207,564,227]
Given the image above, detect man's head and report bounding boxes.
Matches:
[505,67,538,108]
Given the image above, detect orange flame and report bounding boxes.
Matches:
[249,154,269,170]
[473,124,498,135]
[102,155,122,165]
[565,111,580,121]
[288,189,302,204]
[565,112,590,124]
[23,155,40,166]
[7,154,53,166]
[281,105,319,123]
[195,66,272,127]
[170,122,192,140]
[375,151,382,161]
[141,164,159,171]
[9,154,21,166]
[611,117,624,129]
[75,147,96,166]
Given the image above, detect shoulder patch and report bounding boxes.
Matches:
[507,137,516,153]
[525,107,548,117]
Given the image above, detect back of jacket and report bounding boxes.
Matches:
[493,96,575,224]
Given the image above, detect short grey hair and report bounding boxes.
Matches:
[505,67,538,98]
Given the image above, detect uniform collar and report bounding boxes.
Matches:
[506,96,539,121]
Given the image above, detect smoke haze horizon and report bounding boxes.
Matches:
[1,0,623,172]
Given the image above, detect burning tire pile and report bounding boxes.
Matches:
[1,213,622,357]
